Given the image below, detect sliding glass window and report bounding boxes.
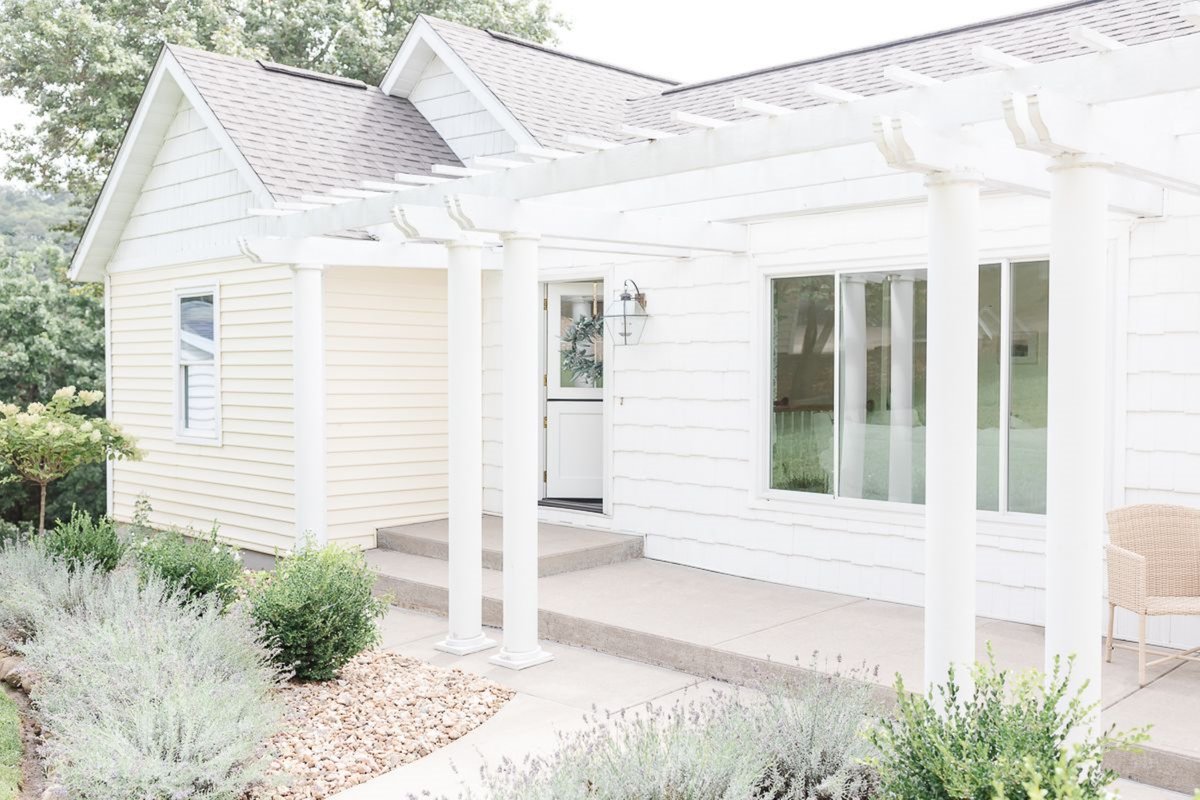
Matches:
[769,260,1048,514]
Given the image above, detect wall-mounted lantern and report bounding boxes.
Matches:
[604,279,648,346]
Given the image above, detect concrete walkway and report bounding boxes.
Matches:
[334,607,1188,800]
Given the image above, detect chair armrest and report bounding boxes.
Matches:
[1106,544,1148,612]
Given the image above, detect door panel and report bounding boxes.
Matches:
[546,401,603,498]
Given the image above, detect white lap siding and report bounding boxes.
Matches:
[323,268,449,547]
[109,259,296,551]
[480,196,1055,629]
[1119,197,1200,648]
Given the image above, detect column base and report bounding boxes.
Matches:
[488,646,554,671]
[434,633,497,656]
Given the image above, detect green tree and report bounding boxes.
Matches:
[0,239,105,526]
[0,388,140,533]
[0,0,566,219]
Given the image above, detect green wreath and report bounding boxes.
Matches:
[561,315,604,386]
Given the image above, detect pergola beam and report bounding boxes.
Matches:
[238,235,455,268]
[973,44,1031,69]
[444,193,748,252]
[671,110,730,129]
[734,97,795,116]
[884,65,941,87]
[1068,26,1126,52]
[1005,89,1200,195]
[268,34,1200,239]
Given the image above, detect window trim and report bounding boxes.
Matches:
[750,251,1050,527]
[172,282,222,446]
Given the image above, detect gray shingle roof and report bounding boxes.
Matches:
[168,44,460,201]
[624,0,1197,132]
[420,16,677,151]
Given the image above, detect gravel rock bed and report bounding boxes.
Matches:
[249,649,513,800]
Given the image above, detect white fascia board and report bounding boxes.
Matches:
[69,47,274,282]
[378,16,539,151]
[270,33,1200,239]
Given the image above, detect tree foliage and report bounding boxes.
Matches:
[0,0,566,216]
[0,388,140,533]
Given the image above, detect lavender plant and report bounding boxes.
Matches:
[0,537,105,646]
[467,664,880,800]
[19,568,285,799]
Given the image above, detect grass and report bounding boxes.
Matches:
[0,688,20,800]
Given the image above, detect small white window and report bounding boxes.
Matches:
[175,288,220,441]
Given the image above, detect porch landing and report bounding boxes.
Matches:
[367,534,1200,794]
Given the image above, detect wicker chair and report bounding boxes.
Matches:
[1106,504,1200,686]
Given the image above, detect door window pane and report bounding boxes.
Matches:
[771,276,835,494]
[558,288,603,389]
[837,271,927,503]
[977,264,1003,511]
[1008,260,1050,513]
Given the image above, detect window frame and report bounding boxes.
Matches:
[172,283,222,446]
[750,251,1050,531]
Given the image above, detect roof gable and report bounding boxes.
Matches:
[381,16,676,153]
[69,47,271,281]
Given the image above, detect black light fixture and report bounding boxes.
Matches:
[604,279,648,346]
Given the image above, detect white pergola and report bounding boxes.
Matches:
[239,26,1200,682]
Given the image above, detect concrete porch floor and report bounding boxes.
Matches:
[368,531,1200,793]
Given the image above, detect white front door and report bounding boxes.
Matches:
[545,281,604,500]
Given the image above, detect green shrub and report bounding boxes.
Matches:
[134,525,242,608]
[42,508,124,572]
[475,665,880,800]
[867,650,1147,800]
[0,688,18,800]
[0,538,105,646]
[19,568,283,800]
[248,541,387,681]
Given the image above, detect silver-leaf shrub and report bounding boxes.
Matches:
[20,568,285,799]
[0,538,105,647]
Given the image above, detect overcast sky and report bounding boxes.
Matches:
[551,0,1054,83]
[0,0,1056,179]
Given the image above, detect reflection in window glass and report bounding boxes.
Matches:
[977,265,1003,512]
[1008,260,1050,513]
[178,294,216,435]
[771,275,836,494]
[837,271,927,503]
[558,288,604,389]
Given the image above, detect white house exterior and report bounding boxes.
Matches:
[72,0,1200,684]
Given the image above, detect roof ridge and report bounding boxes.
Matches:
[662,0,1113,95]
[417,13,677,85]
[165,42,374,92]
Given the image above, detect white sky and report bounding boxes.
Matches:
[552,0,1054,83]
[0,1,1057,179]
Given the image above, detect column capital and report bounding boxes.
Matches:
[291,262,324,273]
[1048,152,1114,172]
[500,231,542,243]
[925,168,985,188]
[445,237,485,252]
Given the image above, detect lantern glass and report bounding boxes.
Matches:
[604,291,648,346]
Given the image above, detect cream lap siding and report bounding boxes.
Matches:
[109,259,296,552]
[111,96,268,267]
[409,57,517,160]
[324,268,449,547]
[1120,201,1200,649]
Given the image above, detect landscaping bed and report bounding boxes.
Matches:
[0,509,514,800]
[253,650,512,799]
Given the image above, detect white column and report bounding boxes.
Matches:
[490,233,553,670]
[1045,154,1110,710]
[437,242,496,655]
[292,263,327,547]
[889,275,915,503]
[840,276,867,498]
[923,171,982,691]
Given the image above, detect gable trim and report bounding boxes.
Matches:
[379,16,540,152]
[69,46,273,282]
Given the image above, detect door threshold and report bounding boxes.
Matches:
[539,498,604,514]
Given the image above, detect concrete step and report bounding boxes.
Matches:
[367,552,1200,796]
[376,516,643,577]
